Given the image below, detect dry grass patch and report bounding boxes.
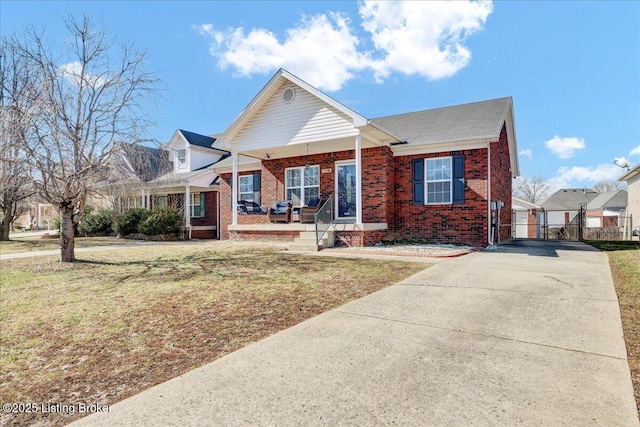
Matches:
[586,240,640,413]
[0,236,125,255]
[0,242,426,427]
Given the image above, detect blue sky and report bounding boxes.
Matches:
[2,1,639,192]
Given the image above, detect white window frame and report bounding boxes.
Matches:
[190,193,203,218]
[285,165,320,207]
[239,175,254,201]
[177,149,187,169]
[425,157,453,205]
[156,195,168,208]
[126,196,141,209]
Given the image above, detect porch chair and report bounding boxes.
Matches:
[268,200,292,223]
[300,198,322,224]
[239,200,267,215]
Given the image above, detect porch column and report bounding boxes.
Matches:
[355,134,363,225]
[141,189,146,209]
[232,152,239,225]
[185,185,191,238]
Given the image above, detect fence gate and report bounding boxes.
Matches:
[539,205,585,241]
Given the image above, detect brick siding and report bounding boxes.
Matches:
[490,124,513,242]
[219,124,513,248]
[393,148,489,247]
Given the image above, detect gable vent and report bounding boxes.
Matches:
[282,87,296,104]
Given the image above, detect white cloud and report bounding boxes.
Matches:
[547,163,622,193]
[359,1,493,81]
[518,148,532,160]
[629,144,640,157]
[59,61,106,88]
[544,135,585,159]
[195,0,493,91]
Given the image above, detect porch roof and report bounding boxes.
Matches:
[148,166,219,191]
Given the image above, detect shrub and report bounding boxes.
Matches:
[139,208,182,236]
[77,208,115,236]
[51,215,61,231]
[113,208,150,236]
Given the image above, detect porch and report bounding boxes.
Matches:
[227,222,388,248]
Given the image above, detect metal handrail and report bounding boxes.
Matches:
[315,195,334,245]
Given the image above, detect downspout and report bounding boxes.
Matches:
[217,190,220,239]
[487,139,495,249]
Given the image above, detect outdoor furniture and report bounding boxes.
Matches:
[268,200,292,223]
[300,198,322,223]
[239,200,267,215]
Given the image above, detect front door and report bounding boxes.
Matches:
[336,162,356,220]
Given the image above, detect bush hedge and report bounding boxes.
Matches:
[77,208,115,236]
[113,208,150,236]
[138,208,181,236]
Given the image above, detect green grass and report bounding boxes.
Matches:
[0,241,426,427]
[586,240,640,413]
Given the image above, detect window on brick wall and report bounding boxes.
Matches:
[413,155,464,205]
[190,193,204,218]
[239,173,260,203]
[286,166,319,207]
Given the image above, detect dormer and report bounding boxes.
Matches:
[166,129,229,173]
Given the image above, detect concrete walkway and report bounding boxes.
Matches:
[71,240,639,426]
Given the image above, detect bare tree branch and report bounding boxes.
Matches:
[13,14,161,261]
[513,176,550,205]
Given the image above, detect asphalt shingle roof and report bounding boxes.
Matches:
[541,188,599,211]
[586,190,628,210]
[179,129,217,149]
[370,97,512,145]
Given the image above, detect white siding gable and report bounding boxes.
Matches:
[189,147,225,171]
[231,84,359,152]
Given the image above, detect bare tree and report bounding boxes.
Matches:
[0,39,37,240]
[593,179,622,193]
[513,176,550,205]
[18,15,159,261]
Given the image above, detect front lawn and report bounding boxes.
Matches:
[0,236,125,255]
[0,242,426,427]
[585,240,640,412]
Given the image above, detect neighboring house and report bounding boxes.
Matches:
[512,197,540,238]
[210,69,518,248]
[619,163,640,237]
[541,188,599,229]
[91,131,229,239]
[12,201,57,231]
[143,129,230,239]
[585,190,628,228]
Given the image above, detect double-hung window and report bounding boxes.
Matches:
[426,157,452,204]
[239,175,254,201]
[190,193,204,218]
[412,155,465,205]
[177,149,186,168]
[285,166,319,207]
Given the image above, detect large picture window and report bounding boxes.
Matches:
[426,157,452,204]
[285,166,319,207]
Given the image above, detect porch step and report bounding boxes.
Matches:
[289,231,334,252]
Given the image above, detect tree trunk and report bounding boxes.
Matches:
[0,216,10,241]
[60,206,75,262]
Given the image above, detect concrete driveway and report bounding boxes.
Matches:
[71,240,639,426]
